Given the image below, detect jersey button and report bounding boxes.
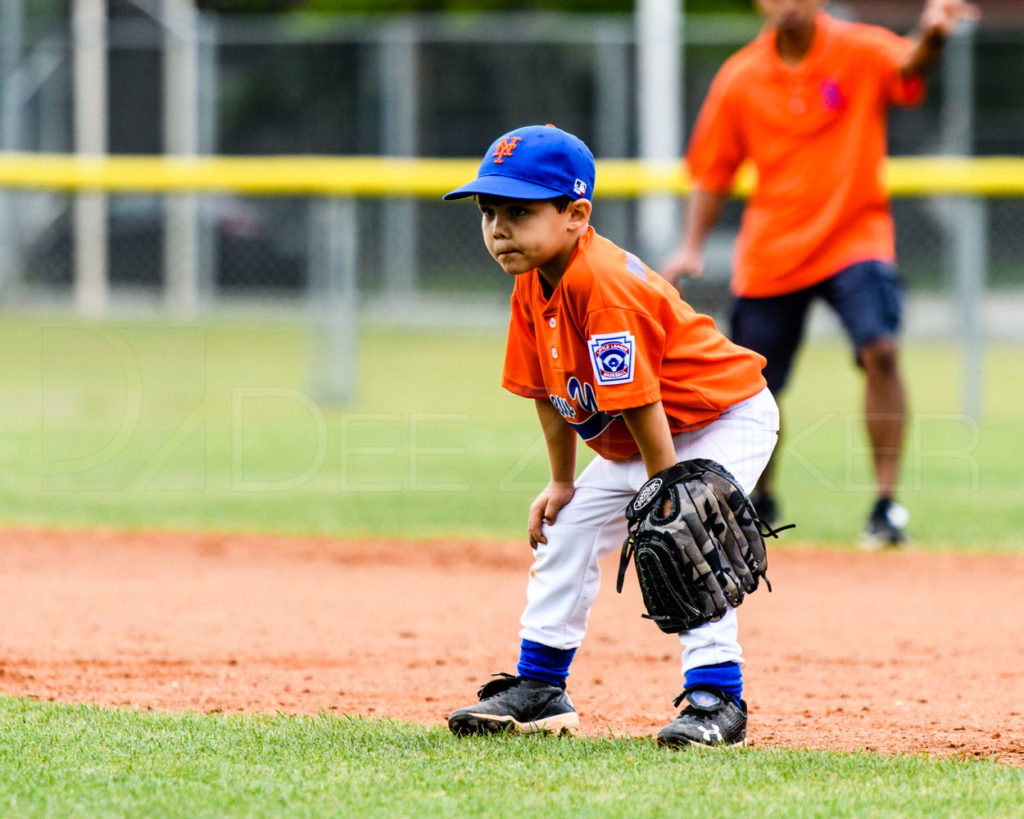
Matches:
[551,347,558,359]
[548,317,557,328]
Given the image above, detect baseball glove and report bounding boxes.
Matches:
[615,458,792,634]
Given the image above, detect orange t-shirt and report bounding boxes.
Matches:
[502,227,767,461]
[686,13,925,297]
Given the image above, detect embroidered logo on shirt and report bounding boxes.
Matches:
[820,78,845,111]
[587,331,635,386]
[492,136,522,164]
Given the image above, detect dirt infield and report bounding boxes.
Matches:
[1,527,1021,766]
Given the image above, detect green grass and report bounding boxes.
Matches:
[1,698,1021,818]
[0,315,1021,550]
[2,316,1023,812]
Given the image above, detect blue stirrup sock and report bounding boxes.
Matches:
[518,642,741,700]
[517,639,576,688]
[685,661,743,703]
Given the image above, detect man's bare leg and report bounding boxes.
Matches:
[859,338,909,547]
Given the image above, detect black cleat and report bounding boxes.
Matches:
[448,673,579,736]
[657,686,747,748]
[860,498,909,550]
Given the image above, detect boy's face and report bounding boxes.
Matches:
[477,196,589,279]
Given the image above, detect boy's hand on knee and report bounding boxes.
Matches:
[528,481,576,548]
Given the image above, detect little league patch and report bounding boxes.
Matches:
[587,331,635,385]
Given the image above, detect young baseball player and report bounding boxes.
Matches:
[442,124,779,746]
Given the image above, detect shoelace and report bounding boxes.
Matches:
[672,690,699,710]
[671,687,743,713]
[476,672,520,700]
[754,511,794,594]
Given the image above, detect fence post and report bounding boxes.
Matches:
[72,0,108,317]
[635,0,682,264]
[379,17,418,307]
[163,0,200,318]
[0,0,24,302]
[196,13,218,304]
[594,19,631,247]
[952,200,986,422]
[941,21,984,421]
[309,197,358,405]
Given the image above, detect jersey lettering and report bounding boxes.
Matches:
[566,377,599,413]
[567,411,618,442]
[551,377,617,441]
[549,393,576,419]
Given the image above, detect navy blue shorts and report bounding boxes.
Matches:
[729,260,903,394]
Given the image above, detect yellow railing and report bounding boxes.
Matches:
[0,152,1022,197]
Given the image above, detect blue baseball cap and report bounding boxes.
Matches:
[443,124,595,202]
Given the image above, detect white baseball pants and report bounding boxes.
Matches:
[520,387,779,676]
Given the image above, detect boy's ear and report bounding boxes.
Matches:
[567,198,592,227]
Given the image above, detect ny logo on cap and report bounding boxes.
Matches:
[492,136,522,164]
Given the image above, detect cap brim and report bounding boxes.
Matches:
[442,174,567,201]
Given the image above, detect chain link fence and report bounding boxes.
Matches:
[1,11,1022,323]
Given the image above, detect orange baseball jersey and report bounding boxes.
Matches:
[502,227,767,461]
[686,12,925,298]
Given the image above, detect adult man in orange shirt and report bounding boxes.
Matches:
[662,0,979,548]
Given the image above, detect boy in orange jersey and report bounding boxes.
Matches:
[443,124,778,747]
[662,0,979,548]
